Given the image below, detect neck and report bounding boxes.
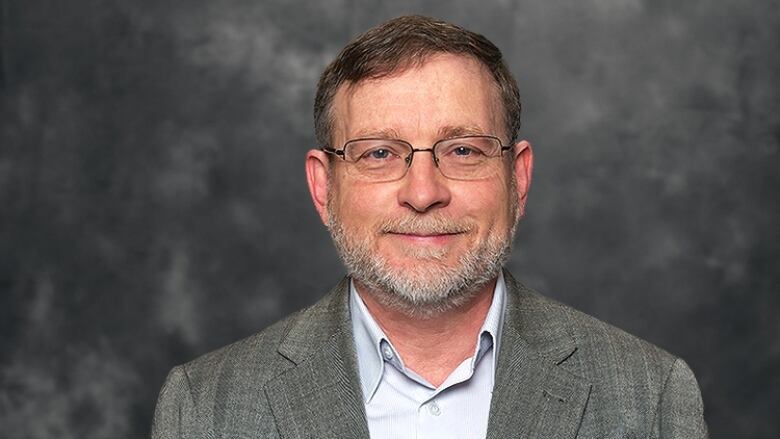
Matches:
[355,277,498,387]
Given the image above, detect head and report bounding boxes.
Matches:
[306,16,533,317]
[314,15,522,148]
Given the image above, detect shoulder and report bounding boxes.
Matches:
[152,313,302,438]
[506,273,678,380]
[172,276,351,400]
[548,296,706,434]
[181,279,349,386]
[552,292,675,377]
[180,311,300,391]
[154,308,306,428]
[504,273,707,436]
[152,279,352,437]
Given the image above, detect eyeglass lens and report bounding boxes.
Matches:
[342,136,504,181]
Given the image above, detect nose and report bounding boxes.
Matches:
[397,150,451,213]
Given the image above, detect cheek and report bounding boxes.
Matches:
[455,180,505,206]
[455,182,513,225]
[331,184,395,226]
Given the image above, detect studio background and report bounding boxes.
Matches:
[1,1,777,438]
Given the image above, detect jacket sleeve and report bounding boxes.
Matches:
[151,366,196,439]
[655,358,709,438]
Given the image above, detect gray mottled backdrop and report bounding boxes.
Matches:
[1,0,777,437]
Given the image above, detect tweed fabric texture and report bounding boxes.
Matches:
[151,272,708,438]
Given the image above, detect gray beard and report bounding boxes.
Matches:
[327,212,516,318]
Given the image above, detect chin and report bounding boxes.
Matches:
[353,251,503,318]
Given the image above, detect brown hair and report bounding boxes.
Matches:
[313,15,522,147]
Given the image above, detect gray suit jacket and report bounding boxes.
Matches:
[152,272,708,438]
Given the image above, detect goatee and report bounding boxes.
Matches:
[327,212,516,318]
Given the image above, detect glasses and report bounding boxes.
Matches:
[322,135,512,182]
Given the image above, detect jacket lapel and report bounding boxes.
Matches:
[486,272,592,439]
[263,273,590,439]
[264,279,370,439]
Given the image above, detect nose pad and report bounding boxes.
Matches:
[405,148,439,172]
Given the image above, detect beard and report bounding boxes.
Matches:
[327,186,519,318]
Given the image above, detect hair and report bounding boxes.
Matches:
[313,15,522,148]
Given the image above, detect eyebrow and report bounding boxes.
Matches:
[350,125,488,141]
[437,125,488,138]
[351,128,402,139]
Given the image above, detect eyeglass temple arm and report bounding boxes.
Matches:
[321,146,345,157]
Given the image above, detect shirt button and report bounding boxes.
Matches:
[381,344,394,360]
[428,401,441,416]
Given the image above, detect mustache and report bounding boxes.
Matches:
[378,215,474,235]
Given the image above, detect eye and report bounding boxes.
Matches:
[367,148,391,159]
[346,140,408,164]
[453,146,475,156]
[446,143,485,158]
[355,145,404,164]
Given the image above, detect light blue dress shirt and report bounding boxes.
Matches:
[349,273,506,439]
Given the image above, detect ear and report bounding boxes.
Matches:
[512,140,534,218]
[305,149,331,226]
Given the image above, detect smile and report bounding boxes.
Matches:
[386,231,463,245]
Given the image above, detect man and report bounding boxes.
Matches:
[152,15,708,439]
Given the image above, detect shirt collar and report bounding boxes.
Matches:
[349,272,507,402]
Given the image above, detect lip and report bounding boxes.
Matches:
[386,232,462,245]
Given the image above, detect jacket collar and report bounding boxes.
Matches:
[266,272,591,439]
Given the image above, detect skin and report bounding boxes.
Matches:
[306,53,534,386]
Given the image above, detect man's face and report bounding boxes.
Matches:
[307,54,533,316]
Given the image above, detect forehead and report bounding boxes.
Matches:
[331,54,504,144]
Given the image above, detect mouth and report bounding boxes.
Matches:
[386,231,462,236]
[385,231,465,245]
[379,215,473,246]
